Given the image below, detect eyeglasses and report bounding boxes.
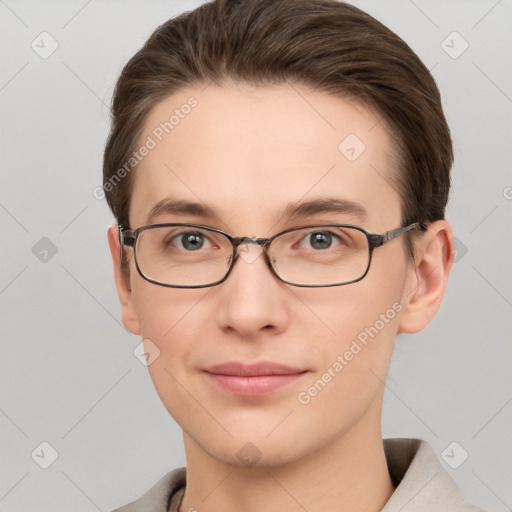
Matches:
[119,221,427,288]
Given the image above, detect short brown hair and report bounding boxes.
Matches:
[103,0,452,260]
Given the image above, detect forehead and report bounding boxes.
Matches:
[129,81,402,232]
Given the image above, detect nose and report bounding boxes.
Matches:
[215,241,290,339]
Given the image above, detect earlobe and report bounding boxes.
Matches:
[397,220,455,334]
[107,224,141,335]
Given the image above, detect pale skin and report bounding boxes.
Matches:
[107,81,455,512]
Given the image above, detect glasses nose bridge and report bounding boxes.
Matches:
[229,236,275,271]
[231,236,272,251]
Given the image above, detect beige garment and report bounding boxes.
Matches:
[111,438,486,512]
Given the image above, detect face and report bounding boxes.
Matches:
[111,81,429,467]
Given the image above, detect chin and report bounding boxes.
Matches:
[194,426,314,469]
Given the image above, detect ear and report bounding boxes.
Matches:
[107,224,141,335]
[397,220,455,334]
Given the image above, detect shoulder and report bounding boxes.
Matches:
[110,467,186,512]
[382,438,487,512]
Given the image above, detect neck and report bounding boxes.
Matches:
[179,407,395,512]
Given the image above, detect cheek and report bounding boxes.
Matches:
[300,260,406,347]
[131,283,210,402]
[136,296,202,428]
[131,277,209,338]
[293,290,403,443]
[302,256,407,384]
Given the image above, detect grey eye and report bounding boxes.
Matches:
[166,231,210,251]
[181,232,205,250]
[308,231,333,250]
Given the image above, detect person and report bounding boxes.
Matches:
[102,0,485,510]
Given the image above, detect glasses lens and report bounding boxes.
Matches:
[135,225,232,286]
[269,226,370,285]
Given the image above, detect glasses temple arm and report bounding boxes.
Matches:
[118,225,136,248]
[369,221,428,248]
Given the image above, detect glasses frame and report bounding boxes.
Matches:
[119,221,428,288]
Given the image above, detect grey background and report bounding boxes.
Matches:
[1,1,511,511]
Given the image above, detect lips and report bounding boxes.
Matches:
[203,361,308,396]
[205,361,306,376]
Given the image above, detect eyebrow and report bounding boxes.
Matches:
[280,197,367,222]
[147,198,221,224]
[146,196,367,225]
